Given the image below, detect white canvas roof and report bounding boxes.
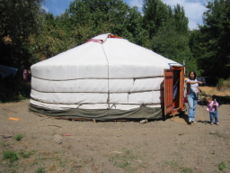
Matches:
[31,33,180,80]
[30,33,182,111]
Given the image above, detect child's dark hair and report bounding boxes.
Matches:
[188,71,197,79]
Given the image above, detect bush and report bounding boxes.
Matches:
[218,161,228,171]
[3,151,19,163]
[217,78,230,90]
[0,75,30,102]
[14,134,24,141]
[223,79,230,88]
[35,167,46,173]
[217,78,224,90]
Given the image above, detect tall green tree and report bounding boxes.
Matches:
[189,30,204,74]
[66,0,128,43]
[65,0,146,45]
[0,0,42,68]
[173,5,188,34]
[143,0,171,39]
[29,0,147,61]
[197,0,230,83]
[0,0,42,101]
[29,12,76,60]
[143,0,195,72]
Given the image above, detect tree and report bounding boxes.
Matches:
[65,0,146,45]
[189,30,204,74]
[143,0,171,39]
[0,0,42,68]
[29,12,76,60]
[196,0,230,83]
[66,0,126,43]
[0,0,42,101]
[173,5,188,34]
[143,1,195,72]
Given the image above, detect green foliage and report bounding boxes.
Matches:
[218,161,228,171]
[28,0,149,61]
[67,0,126,40]
[0,0,197,73]
[143,0,171,38]
[181,167,193,173]
[19,151,33,158]
[0,0,41,101]
[14,134,24,141]
[0,0,42,67]
[217,78,224,90]
[109,149,141,173]
[152,20,192,66]
[3,151,19,163]
[164,161,193,173]
[5,0,229,100]
[35,167,46,173]
[173,5,188,33]
[193,0,230,84]
[65,0,147,46]
[189,30,204,75]
[0,76,31,102]
[144,1,195,71]
[223,79,230,88]
[0,77,19,102]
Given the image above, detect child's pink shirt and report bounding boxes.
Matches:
[206,101,219,112]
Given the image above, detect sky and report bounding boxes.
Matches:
[42,0,208,30]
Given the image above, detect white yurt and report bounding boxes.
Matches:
[30,33,182,120]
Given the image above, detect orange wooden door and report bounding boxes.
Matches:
[164,69,174,115]
[171,66,185,111]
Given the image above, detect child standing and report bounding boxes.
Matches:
[206,96,219,125]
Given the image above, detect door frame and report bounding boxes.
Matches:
[163,66,185,116]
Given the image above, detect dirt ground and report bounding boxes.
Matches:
[0,100,230,173]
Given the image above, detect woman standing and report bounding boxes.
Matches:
[186,71,203,124]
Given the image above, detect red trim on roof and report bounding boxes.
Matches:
[87,34,123,44]
[108,34,123,39]
[87,39,104,44]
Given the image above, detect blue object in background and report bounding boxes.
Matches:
[0,65,18,79]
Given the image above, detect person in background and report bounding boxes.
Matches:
[23,69,31,82]
[186,71,203,124]
[206,96,219,125]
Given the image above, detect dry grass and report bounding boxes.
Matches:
[199,86,230,97]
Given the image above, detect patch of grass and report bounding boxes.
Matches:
[223,79,230,88]
[209,131,226,138]
[17,93,27,101]
[2,169,18,173]
[19,151,33,158]
[164,161,179,171]
[217,78,230,90]
[70,165,82,173]
[14,134,24,141]
[217,78,225,90]
[0,140,11,148]
[10,170,17,173]
[35,167,46,173]
[58,158,68,168]
[218,161,228,171]
[0,140,5,147]
[109,149,141,173]
[181,167,193,173]
[164,161,193,173]
[3,151,19,163]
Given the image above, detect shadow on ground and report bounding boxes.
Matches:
[198,95,230,105]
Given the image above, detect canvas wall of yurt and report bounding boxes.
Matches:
[30,33,183,120]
